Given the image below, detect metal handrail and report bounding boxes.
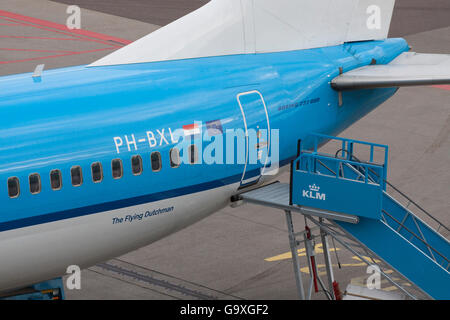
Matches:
[330,150,450,236]
[383,180,450,235]
[310,151,449,269]
[315,158,380,185]
[382,209,450,271]
[296,153,383,185]
[352,160,450,236]
[299,149,449,244]
[311,133,389,165]
[342,154,450,269]
[320,152,447,232]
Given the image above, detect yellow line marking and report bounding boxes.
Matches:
[351,255,382,264]
[265,246,410,293]
[264,244,340,262]
[299,262,367,275]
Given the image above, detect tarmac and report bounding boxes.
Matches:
[0,0,449,300]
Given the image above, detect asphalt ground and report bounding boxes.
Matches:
[0,0,449,300]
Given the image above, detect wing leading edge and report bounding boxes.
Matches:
[331,52,450,90]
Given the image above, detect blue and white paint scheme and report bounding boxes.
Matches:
[0,0,449,293]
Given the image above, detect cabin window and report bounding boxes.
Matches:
[91,162,103,183]
[151,152,162,172]
[7,177,20,198]
[170,148,180,168]
[188,144,198,164]
[112,159,123,179]
[131,155,143,175]
[71,166,83,186]
[50,170,62,190]
[29,173,41,194]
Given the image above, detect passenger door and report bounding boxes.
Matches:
[236,90,270,189]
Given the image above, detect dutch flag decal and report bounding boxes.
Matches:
[183,123,201,138]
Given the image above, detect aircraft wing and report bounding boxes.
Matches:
[331,52,450,90]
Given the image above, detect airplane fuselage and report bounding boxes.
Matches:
[0,38,408,292]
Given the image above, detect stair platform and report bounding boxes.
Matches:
[240,182,358,224]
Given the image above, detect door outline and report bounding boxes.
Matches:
[236,90,271,188]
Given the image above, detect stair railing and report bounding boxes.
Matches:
[304,149,450,271]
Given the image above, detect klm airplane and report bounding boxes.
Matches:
[0,0,449,295]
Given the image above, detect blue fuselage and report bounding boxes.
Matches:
[0,38,409,233]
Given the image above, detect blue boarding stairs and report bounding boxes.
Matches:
[0,278,64,300]
[291,134,450,300]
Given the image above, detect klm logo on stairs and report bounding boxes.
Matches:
[302,184,326,201]
[291,133,450,299]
